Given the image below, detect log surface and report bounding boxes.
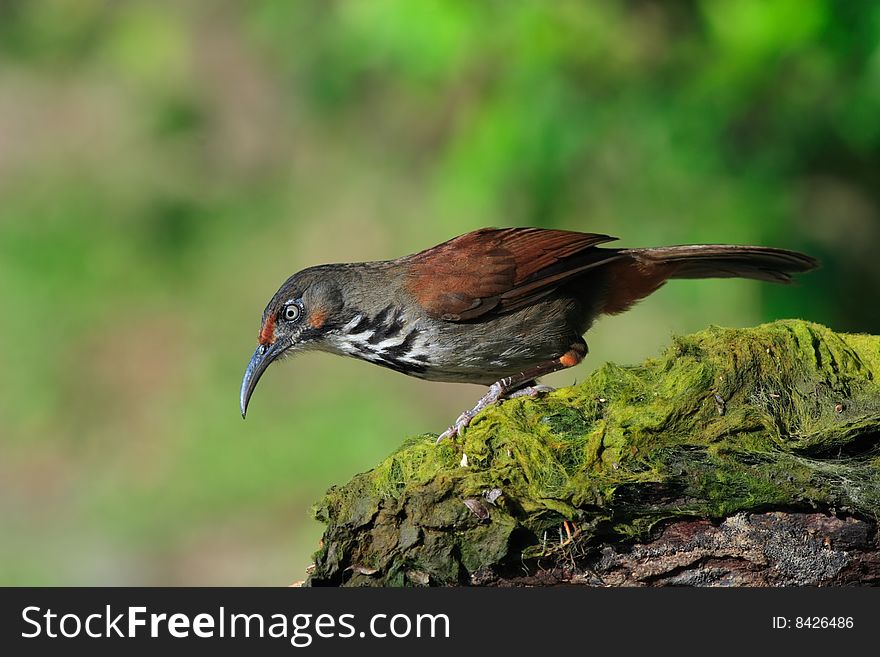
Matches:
[306,321,880,586]
[471,512,880,586]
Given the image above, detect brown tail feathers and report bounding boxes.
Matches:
[600,244,818,315]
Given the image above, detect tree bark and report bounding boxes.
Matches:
[469,512,880,586]
[305,321,880,586]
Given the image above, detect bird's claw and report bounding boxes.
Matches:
[507,384,555,399]
[436,381,510,443]
[436,410,476,443]
[437,382,555,442]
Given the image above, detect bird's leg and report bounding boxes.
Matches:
[437,340,587,443]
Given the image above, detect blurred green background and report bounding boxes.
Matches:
[1,0,878,585]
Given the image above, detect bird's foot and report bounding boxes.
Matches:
[437,382,506,443]
[507,384,555,399]
[436,410,476,443]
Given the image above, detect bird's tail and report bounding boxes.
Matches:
[625,244,819,283]
[600,244,819,315]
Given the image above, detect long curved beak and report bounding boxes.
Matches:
[240,341,287,418]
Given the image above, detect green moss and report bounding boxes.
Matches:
[308,321,880,586]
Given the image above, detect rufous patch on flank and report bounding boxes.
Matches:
[559,350,582,368]
[259,315,276,345]
[308,309,328,329]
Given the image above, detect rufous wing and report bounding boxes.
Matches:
[404,227,620,321]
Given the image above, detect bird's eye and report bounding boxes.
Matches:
[282,304,302,322]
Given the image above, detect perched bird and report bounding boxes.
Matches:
[240,227,817,440]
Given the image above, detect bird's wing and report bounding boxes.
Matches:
[404,227,621,321]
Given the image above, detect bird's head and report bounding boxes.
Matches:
[240,267,344,418]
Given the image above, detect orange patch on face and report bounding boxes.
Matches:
[308,309,328,329]
[559,351,582,368]
[259,315,276,345]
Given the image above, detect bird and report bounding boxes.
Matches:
[240,227,818,441]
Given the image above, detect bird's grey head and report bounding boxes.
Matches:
[240,267,344,418]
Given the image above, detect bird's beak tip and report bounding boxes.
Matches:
[240,340,286,420]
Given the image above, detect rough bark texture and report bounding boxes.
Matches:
[469,512,880,586]
[306,321,880,587]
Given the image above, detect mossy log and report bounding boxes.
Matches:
[306,321,880,586]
